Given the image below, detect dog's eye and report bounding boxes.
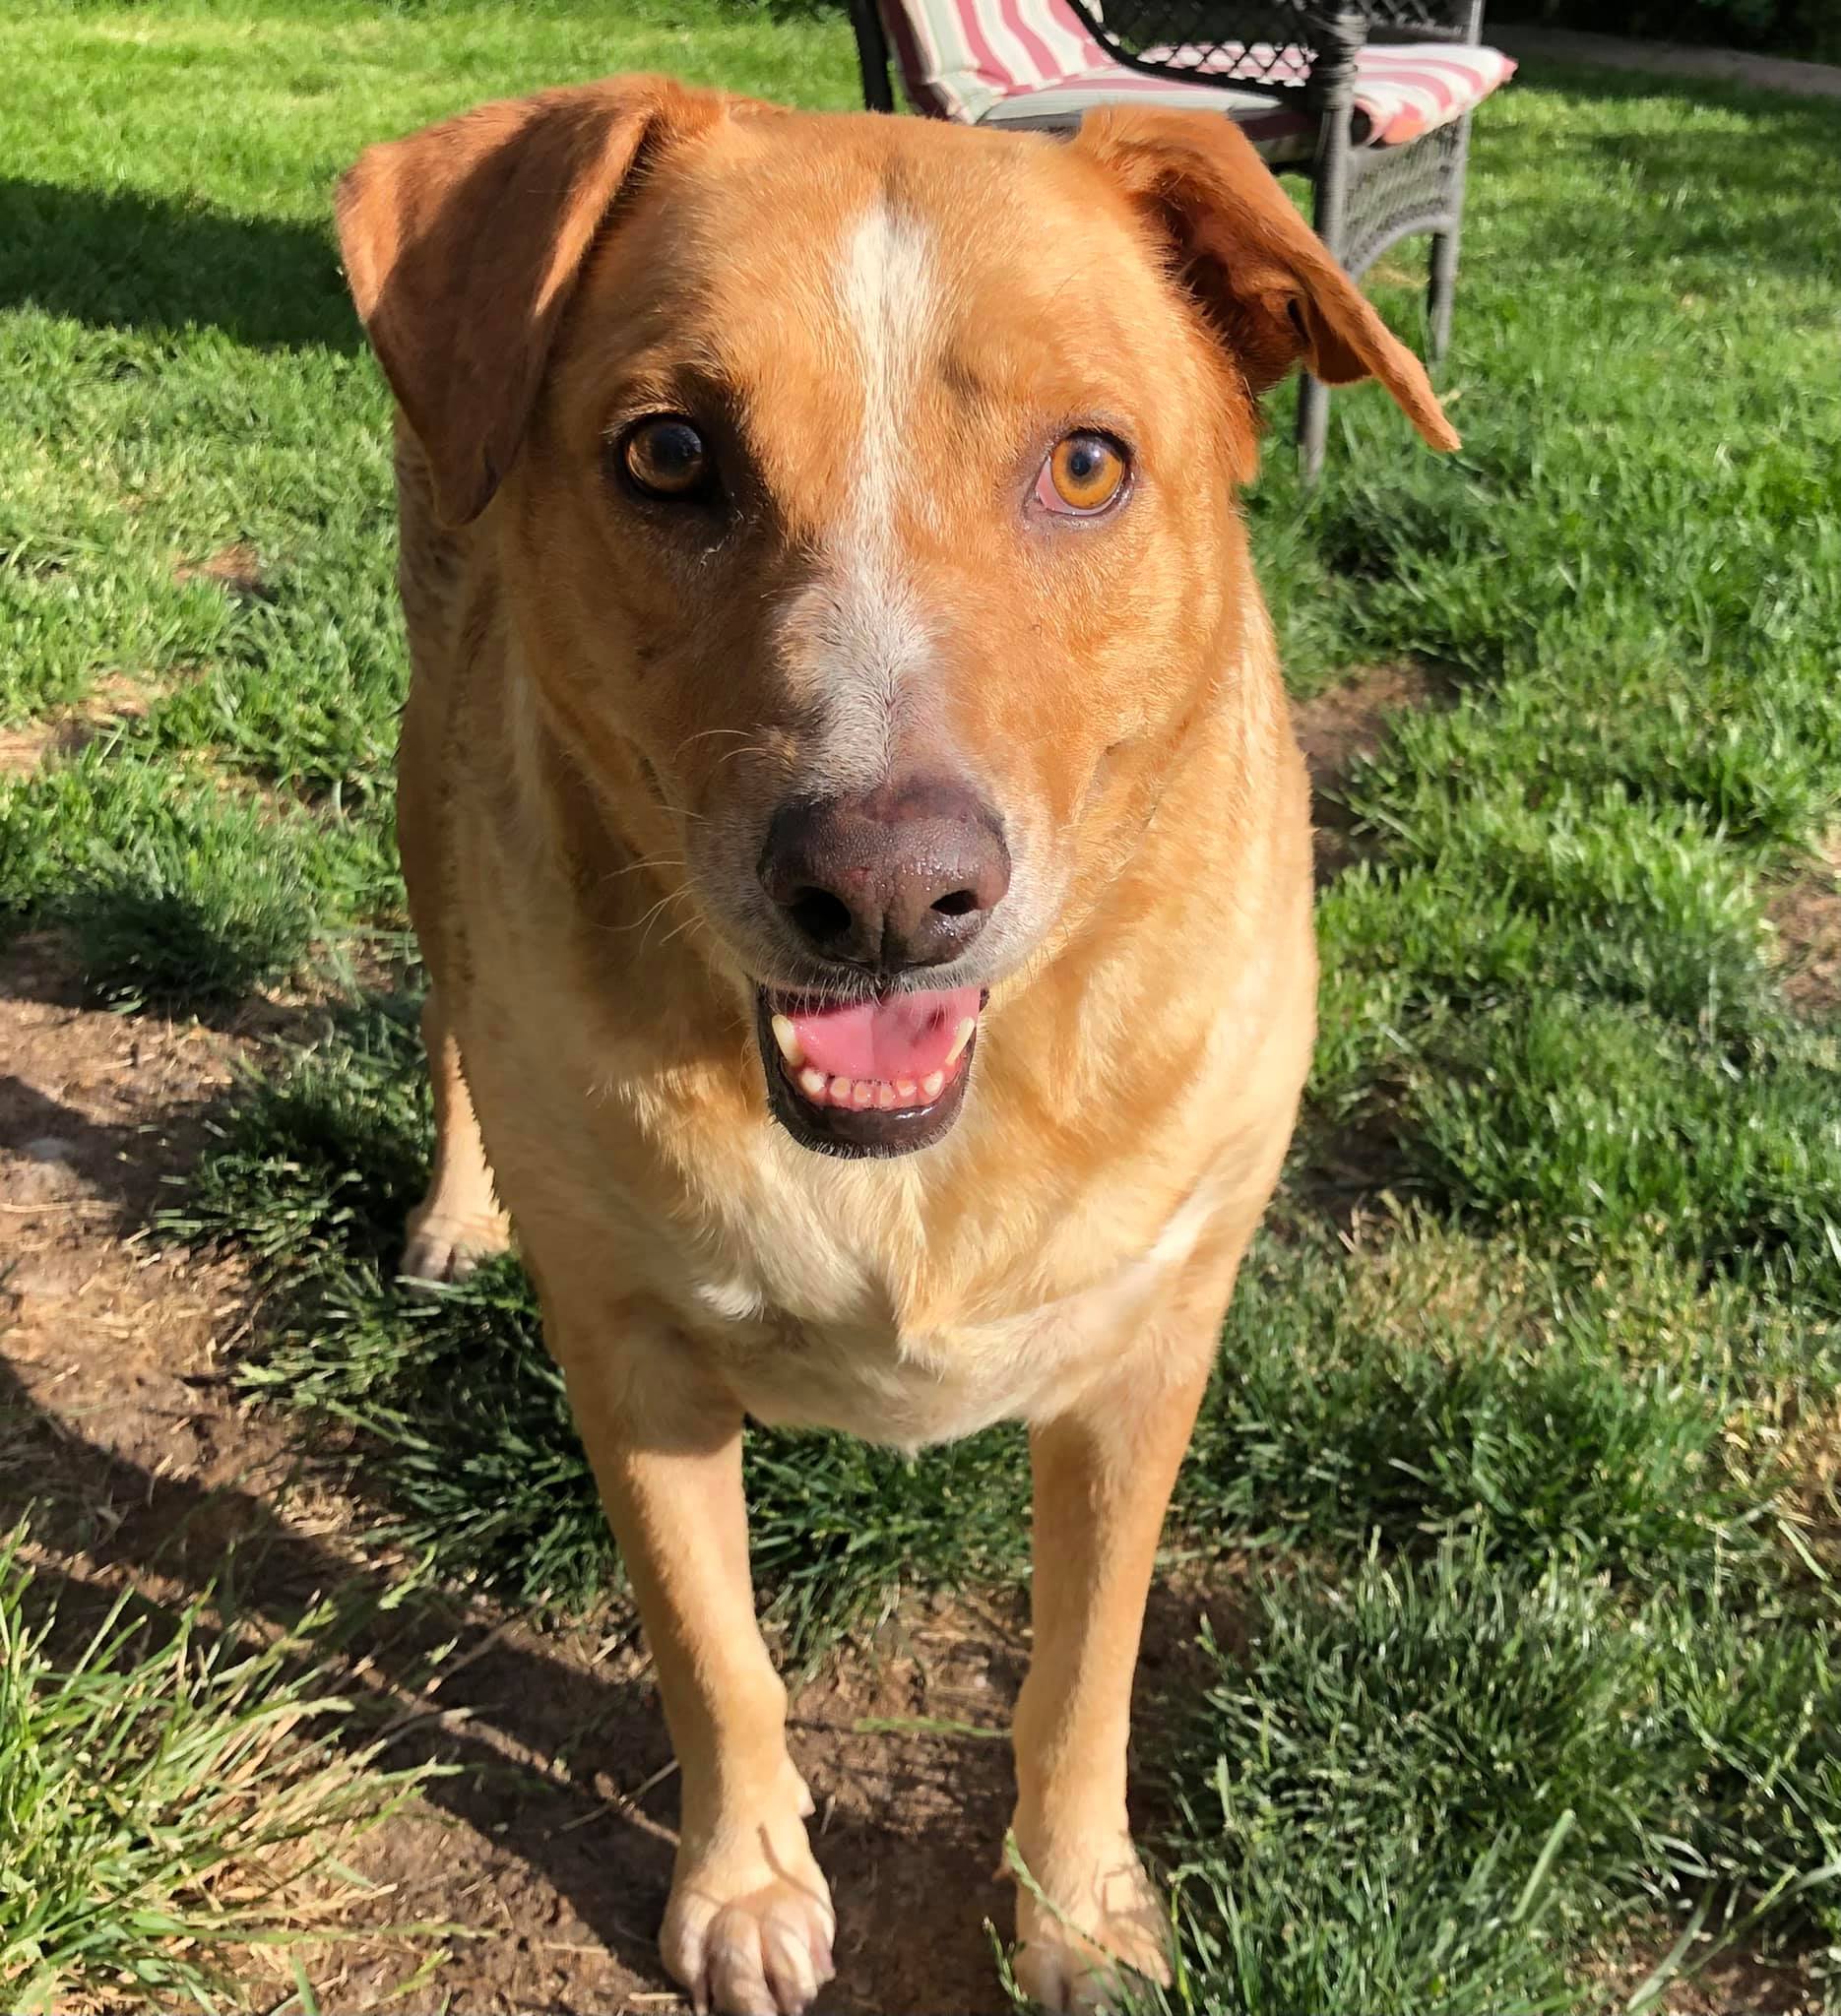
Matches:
[1038,432,1128,516]
[622,416,712,501]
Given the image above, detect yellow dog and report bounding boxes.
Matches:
[337,77,1454,2013]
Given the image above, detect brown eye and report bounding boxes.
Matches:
[1039,431,1128,516]
[622,416,711,500]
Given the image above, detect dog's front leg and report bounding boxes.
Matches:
[399,992,512,1284]
[1009,1261,1238,2014]
[555,1325,834,2016]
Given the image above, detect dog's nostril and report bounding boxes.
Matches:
[788,888,854,944]
[762,778,1008,971]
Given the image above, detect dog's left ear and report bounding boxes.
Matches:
[336,75,734,527]
[1074,106,1459,473]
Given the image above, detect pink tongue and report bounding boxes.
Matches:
[788,985,981,1083]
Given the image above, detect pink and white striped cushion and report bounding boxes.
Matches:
[1133,40,1516,144]
[882,0,1513,150]
[979,69,1313,158]
[881,0,1111,122]
[1355,41,1515,141]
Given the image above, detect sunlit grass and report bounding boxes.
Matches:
[0,1526,435,2012]
[2,2,1837,2001]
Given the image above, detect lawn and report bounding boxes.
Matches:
[2,1,1839,2008]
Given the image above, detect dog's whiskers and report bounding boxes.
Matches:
[655,908,708,953]
[597,853,688,887]
[707,739,773,780]
[635,883,697,957]
[672,726,754,757]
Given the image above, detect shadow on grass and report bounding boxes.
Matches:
[1504,49,1841,123]
[4,1348,1291,2015]
[1580,130,1841,285]
[0,1352,679,1995]
[0,178,357,349]
[1,893,322,1032]
[57,875,320,1019]
[0,1342,1058,2013]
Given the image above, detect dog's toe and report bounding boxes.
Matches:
[1012,1832,1172,2014]
[398,1208,511,1286]
[663,1831,836,2016]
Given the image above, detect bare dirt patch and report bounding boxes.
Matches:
[0,670,151,778]
[175,539,275,603]
[1292,658,1447,883]
[0,929,249,1488]
[1590,1928,1825,2016]
[1771,832,1841,1018]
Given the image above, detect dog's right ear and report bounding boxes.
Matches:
[1073,104,1458,480]
[336,75,726,528]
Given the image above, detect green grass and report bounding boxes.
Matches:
[0,1526,431,2012]
[1153,1539,1841,2015]
[0,739,387,1007]
[3,0,1840,2005]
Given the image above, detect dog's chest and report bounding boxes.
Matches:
[647,1136,1217,1446]
[454,897,1280,1446]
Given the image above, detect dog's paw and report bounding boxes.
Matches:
[398,1205,511,1286]
[662,1803,835,2016]
[1011,1830,1172,2014]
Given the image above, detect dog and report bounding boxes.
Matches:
[335,76,1454,2016]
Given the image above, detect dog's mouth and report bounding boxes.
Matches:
[754,982,984,1158]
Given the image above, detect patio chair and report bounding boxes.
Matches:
[849,0,1513,475]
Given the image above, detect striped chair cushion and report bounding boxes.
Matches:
[979,68,1318,157]
[883,0,1514,155]
[1130,40,1517,145]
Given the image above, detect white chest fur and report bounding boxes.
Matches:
[642,1129,1230,1448]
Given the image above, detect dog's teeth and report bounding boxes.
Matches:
[896,1079,918,1102]
[770,1014,806,1069]
[852,1081,876,1108]
[876,1084,900,1109]
[945,1017,976,1066]
[921,1070,945,1100]
[829,1076,854,1103]
[798,1067,827,1099]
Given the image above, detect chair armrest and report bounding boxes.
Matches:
[1053,0,1361,92]
[1352,0,1484,44]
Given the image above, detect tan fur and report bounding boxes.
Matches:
[337,78,1453,2015]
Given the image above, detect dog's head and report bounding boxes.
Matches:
[338,78,1454,1158]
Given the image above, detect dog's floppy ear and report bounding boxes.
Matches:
[336,75,726,527]
[1074,106,1459,474]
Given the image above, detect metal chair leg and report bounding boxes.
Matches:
[1296,374,1330,482]
[1427,229,1459,366]
[1298,22,1358,484]
[1427,111,1474,368]
[850,0,896,111]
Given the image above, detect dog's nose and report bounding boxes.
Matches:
[759,776,1010,973]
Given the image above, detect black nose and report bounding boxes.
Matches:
[759,775,1010,974]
